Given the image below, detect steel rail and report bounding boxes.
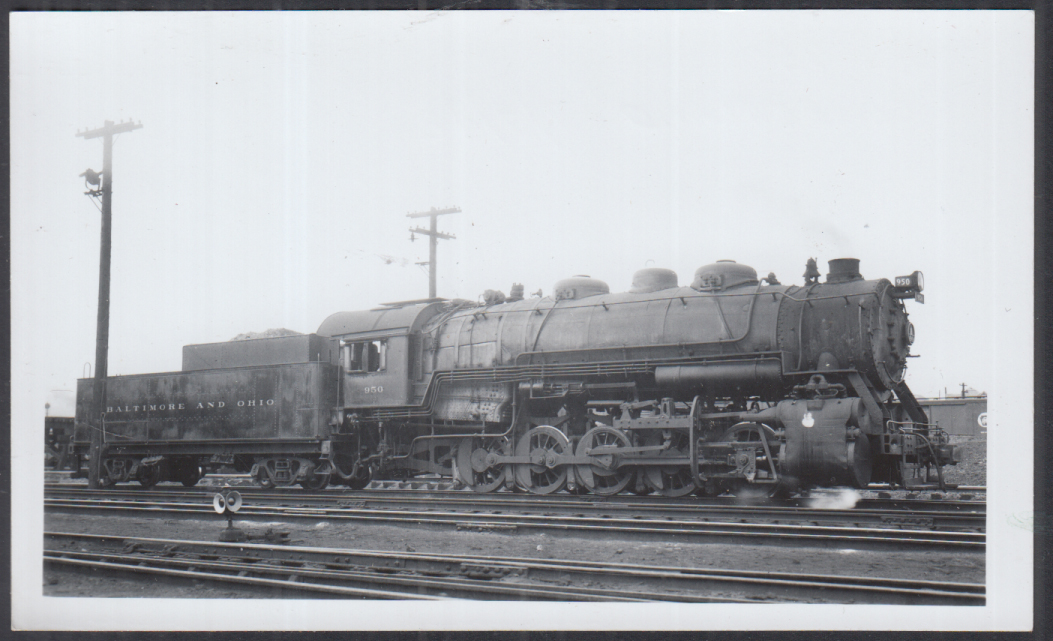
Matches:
[43,532,985,605]
[44,552,658,602]
[43,487,985,531]
[44,484,987,514]
[44,474,989,494]
[45,498,985,552]
[45,554,450,600]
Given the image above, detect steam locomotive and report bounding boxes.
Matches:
[70,257,957,495]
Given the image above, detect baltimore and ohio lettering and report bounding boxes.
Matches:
[106,399,275,413]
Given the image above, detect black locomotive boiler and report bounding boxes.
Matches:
[71,257,957,495]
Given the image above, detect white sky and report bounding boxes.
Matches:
[10,10,1034,632]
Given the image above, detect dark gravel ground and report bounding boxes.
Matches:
[939,435,987,487]
[44,510,985,600]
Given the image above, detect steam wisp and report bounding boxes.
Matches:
[804,488,862,510]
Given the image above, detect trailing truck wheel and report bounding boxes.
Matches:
[300,473,331,491]
[456,436,508,493]
[344,466,372,490]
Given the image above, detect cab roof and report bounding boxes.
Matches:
[316,302,446,338]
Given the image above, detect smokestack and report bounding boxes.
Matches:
[826,258,862,283]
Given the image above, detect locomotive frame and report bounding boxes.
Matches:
[69,256,957,496]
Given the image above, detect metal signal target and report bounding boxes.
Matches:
[212,491,243,514]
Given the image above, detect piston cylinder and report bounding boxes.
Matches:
[776,398,873,488]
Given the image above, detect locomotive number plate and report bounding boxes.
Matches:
[363,386,384,394]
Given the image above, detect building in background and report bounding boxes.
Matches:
[912,388,988,438]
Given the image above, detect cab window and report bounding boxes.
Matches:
[342,339,386,373]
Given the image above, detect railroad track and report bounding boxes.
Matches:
[43,474,990,495]
[45,485,985,532]
[44,483,987,512]
[44,531,985,604]
[45,494,985,553]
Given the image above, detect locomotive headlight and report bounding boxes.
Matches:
[892,270,925,303]
[894,270,924,291]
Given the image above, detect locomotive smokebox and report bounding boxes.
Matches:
[826,258,862,283]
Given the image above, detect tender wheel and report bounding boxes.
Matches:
[169,458,203,487]
[299,472,331,491]
[136,464,162,488]
[574,427,635,496]
[180,463,203,487]
[514,426,571,495]
[256,469,274,489]
[99,459,123,488]
[456,436,508,493]
[232,455,254,474]
[642,430,697,497]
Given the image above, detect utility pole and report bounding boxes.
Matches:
[77,119,143,489]
[407,206,459,299]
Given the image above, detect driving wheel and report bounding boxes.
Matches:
[514,426,570,494]
[642,429,697,497]
[574,427,634,496]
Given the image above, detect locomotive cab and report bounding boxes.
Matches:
[339,334,408,406]
[318,301,447,409]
